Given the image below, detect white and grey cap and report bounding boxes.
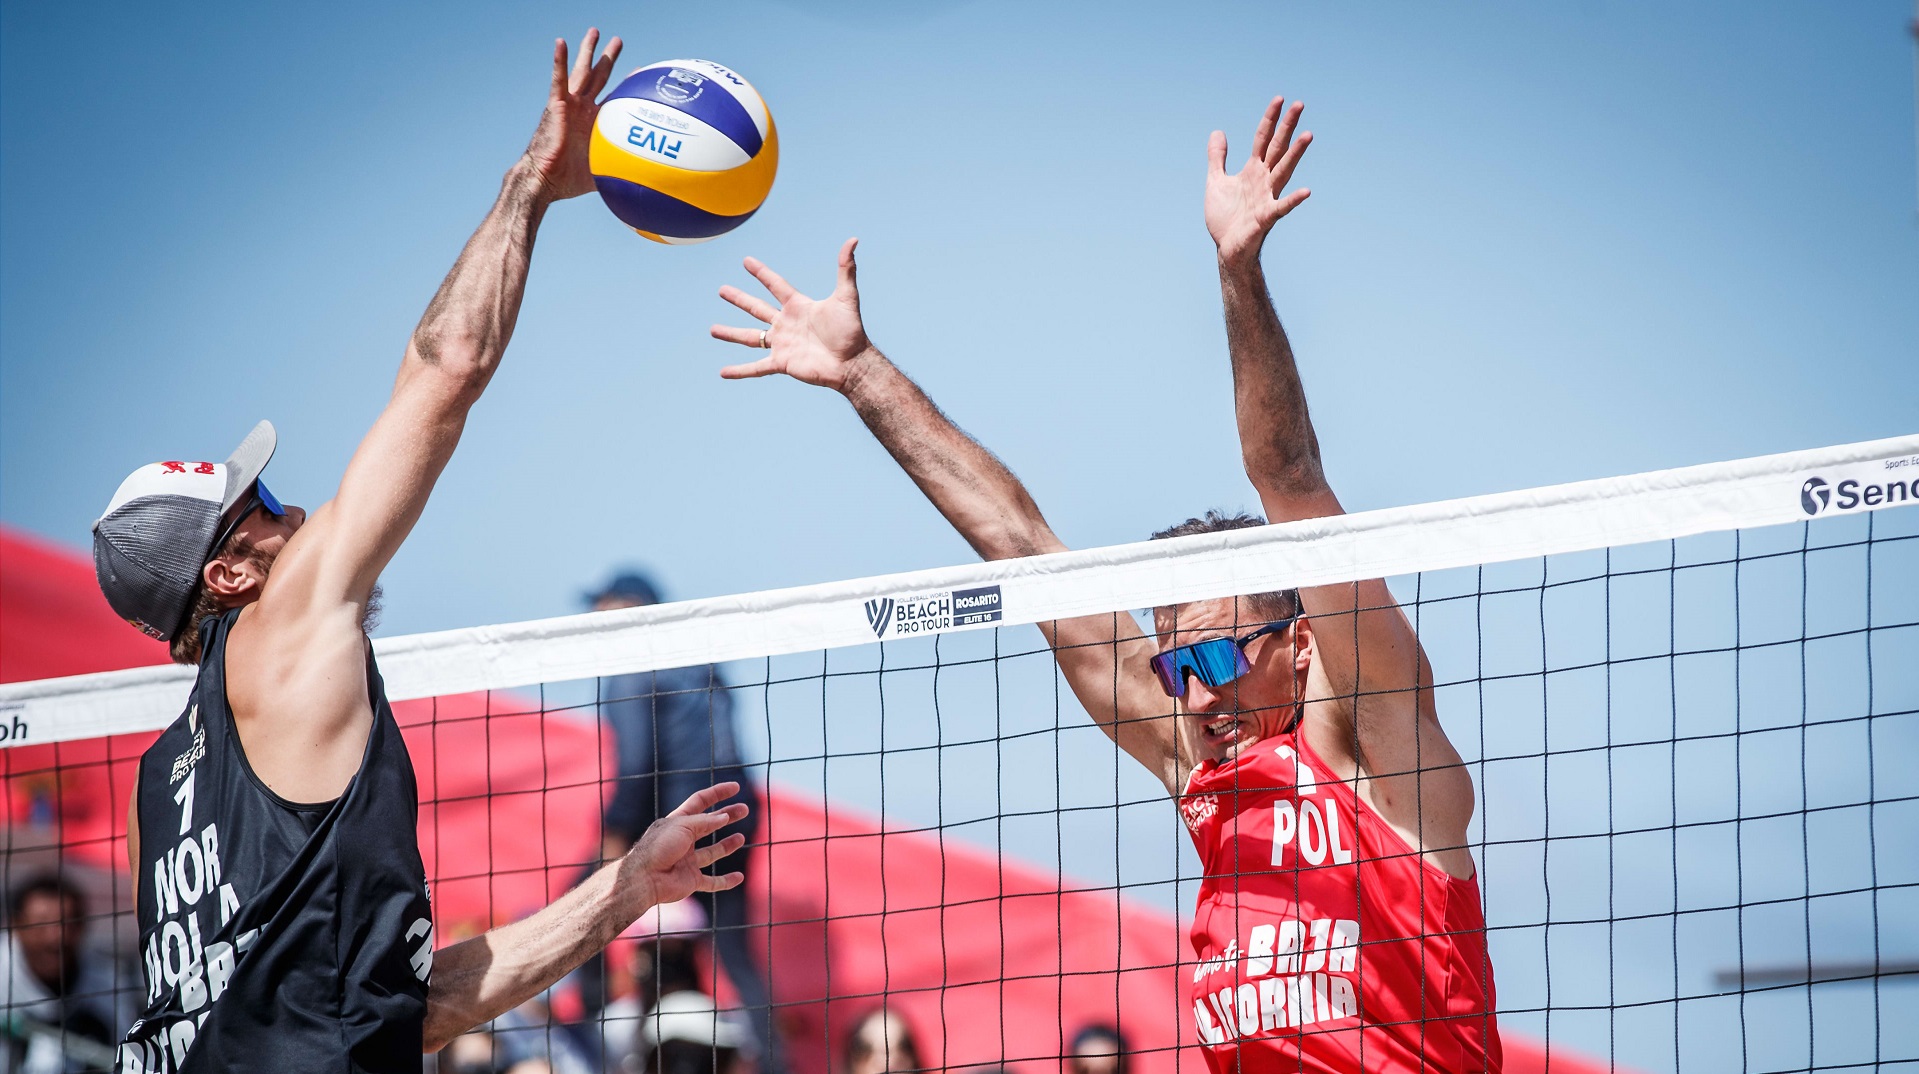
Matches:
[91,420,277,641]
[641,991,750,1050]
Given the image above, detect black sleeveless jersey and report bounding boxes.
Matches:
[116,609,434,1073]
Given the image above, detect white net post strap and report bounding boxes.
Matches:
[6,433,1915,748]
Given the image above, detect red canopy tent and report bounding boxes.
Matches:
[0,526,608,947]
[2,524,1619,1073]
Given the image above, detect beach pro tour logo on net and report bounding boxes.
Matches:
[863,585,1003,638]
[863,598,895,637]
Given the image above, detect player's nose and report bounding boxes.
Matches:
[1183,676,1225,712]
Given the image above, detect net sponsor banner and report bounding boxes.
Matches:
[4,433,1914,748]
[862,584,1004,638]
[1795,456,1919,518]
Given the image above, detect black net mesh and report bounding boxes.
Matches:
[4,508,1915,1073]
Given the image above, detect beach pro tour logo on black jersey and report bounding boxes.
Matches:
[863,585,1002,638]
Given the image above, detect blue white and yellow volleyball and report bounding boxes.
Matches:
[589,60,778,244]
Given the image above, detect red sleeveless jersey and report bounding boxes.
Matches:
[1180,728,1501,1072]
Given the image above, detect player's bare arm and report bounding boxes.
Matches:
[710,243,1180,791]
[125,760,140,905]
[423,784,748,1052]
[219,31,622,805]
[1207,96,1475,877]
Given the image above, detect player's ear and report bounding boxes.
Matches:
[1291,616,1315,674]
[203,552,261,603]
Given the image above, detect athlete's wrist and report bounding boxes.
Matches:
[609,851,660,924]
[835,344,891,401]
[1217,245,1267,283]
[503,157,560,212]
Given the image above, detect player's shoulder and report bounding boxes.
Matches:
[225,602,371,723]
[232,594,363,663]
[140,698,203,766]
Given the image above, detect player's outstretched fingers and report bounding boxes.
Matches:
[695,833,749,868]
[677,803,750,843]
[719,285,779,323]
[742,257,799,303]
[569,29,600,94]
[836,238,860,295]
[711,324,766,348]
[1268,188,1311,221]
[1250,96,1284,165]
[550,39,569,94]
[700,869,746,893]
[669,782,742,818]
[718,356,781,380]
[589,38,622,95]
[1265,100,1304,167]
[1271,130,1313,191]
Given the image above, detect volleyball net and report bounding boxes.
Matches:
[4,434,1916,1074]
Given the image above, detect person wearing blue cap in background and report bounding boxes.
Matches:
[584,571,783,1073]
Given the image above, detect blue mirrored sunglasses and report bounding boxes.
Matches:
[1149,619,1294,698]
[207,480,284,560]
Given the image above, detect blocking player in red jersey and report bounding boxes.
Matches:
[710,96,1500,1072]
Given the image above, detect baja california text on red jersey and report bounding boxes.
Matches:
[1180,729,1501,1072]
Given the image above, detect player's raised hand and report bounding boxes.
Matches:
[1205,97,1313,265]
[523,28,623,202]
[711,238,877,392]
[623,782,750,910]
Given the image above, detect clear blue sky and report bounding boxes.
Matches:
[5,3,1916,1068]
[4,1,1913,633]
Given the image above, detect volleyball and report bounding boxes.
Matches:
[589,60,778,244]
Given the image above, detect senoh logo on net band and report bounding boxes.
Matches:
[1798,456,1917,518]
[863,585,1003,639]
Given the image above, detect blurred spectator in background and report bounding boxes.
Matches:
[594,899,709,1071]
[584,571,779,1072]
[438,1030,511,1074]
[640,992,750,1074]
[843,1007,921,1074]
[440,995,598,1074]
[439,1027,552,1074]
[1066,1025,1128,1074]
[1,873,129,1074]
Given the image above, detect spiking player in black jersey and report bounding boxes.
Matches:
[89,31,751,1074]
